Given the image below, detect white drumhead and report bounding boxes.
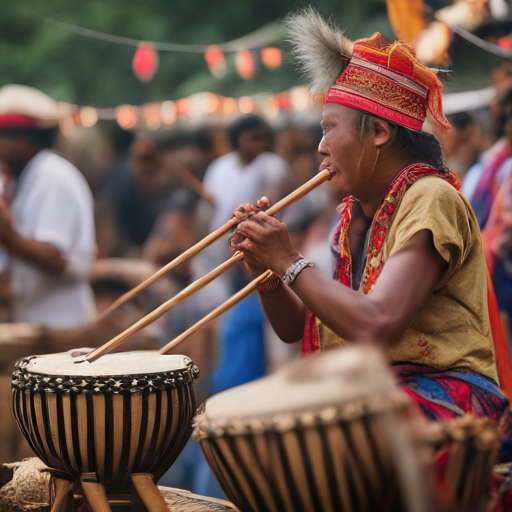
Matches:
[24,349,193,376]
[204,345,398,421]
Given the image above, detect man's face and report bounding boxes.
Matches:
[319,103,376,200]
[131,135,160,183]
[0,132,31,177]
[237,129,269,163]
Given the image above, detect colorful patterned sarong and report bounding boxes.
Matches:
[396,364,512,461]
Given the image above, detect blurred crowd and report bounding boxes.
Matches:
[2,62,512,493]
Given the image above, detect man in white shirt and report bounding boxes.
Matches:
[0,85,96,329]
[203,115,292,232]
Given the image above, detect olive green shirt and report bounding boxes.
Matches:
[319,177,499,384]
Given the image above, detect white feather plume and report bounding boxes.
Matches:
[285,7,354,95]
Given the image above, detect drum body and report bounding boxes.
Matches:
[194,346,419,512]
[424,417,501,512]
[9,350,199,489]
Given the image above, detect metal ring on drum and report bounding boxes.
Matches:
[9,349,200,509]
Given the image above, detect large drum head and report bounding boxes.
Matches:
[12,349,199,394]
[199,345,401,426]
[20,349,193,375]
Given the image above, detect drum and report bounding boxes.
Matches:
[424,416,501,512]
[9,349,199,491]
[488,462,512,512]
[194,346,426,512]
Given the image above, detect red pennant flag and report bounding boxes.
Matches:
[204,45,227,78]
[236,50,255,80]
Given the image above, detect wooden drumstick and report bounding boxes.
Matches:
[94,168,334,324]
[162,153,216,206]
[159,270,272,354]
[94,217,238,324]
[86,252,245,362]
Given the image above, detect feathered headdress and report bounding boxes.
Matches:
[285,8,450,132]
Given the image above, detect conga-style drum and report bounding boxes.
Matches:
[424,416,501,512]
[194,346,428,512]
[9,349,199,502]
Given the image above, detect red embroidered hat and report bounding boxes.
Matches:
[326,34,450,131]
[287,10,450,132]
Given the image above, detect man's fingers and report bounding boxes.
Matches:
[228,231,245,247]
[255,196,272,210]
[250,211,274,224]
[234,218,270,240]
[230,236,252,251]
[232,208,247,221]
[232,199,271,220]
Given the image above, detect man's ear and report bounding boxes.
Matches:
[374,118,392,147]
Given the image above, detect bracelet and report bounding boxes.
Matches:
[257,271,282,293]
[283,257,314,286]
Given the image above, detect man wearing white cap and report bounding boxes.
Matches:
[0,85,96,329]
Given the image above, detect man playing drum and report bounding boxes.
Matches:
[229,9,512,452]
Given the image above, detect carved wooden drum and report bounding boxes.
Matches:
[194,346,423,512]
[9,349,199,490]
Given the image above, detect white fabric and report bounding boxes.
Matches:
[461,159,484,202]
[461,139,512,203]
[203,151,292,231]
[7,150,96,329]
[192,151,292,316]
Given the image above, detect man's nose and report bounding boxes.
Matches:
[318,135,328,156]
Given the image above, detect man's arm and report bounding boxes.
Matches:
[0,200,66,275]
[258,282,306,343]
[287,230,445,346]
[2,228,66,275]
[233,212,446,348]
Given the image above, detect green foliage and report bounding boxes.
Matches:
[0,0,392,105]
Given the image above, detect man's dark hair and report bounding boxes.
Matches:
[0,126,58,149]
[355,111,446,171]
[494,84,512,139]
[227,114,272,150]
[447,112,475,131]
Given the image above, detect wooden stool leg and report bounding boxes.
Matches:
[51,478,75,512]
[80,473,112,512]
[131,473,168,512]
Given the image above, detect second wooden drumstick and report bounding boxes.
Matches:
[159,270,273,354]
[86,252,244,362]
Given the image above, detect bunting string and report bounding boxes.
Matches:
[40,15,284,53]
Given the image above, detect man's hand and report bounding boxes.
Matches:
[231,196,272,221]
[228,196,277,276]
[0,196,14,242]
[229,213,300,277]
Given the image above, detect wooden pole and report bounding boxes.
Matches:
[86,169,334,361]
[94,217,238,324]
[159,270,272,354]
[162,153,216,206]
[264,168,333,217]
[94,168,333,324]
[86,252,244,362]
